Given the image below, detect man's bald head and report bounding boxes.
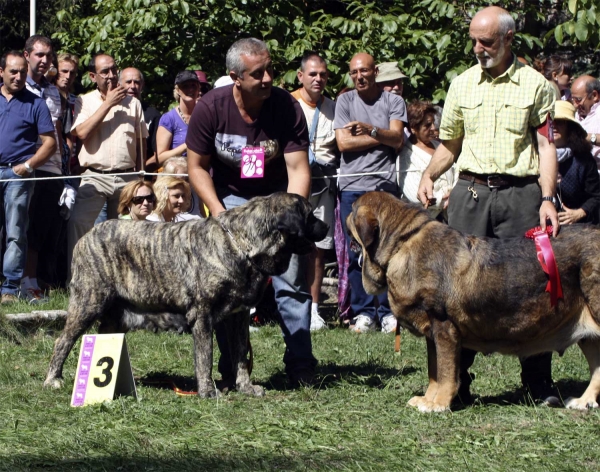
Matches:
[471,6,515,37]
[349,53,375,71]
[120,67,145,99]
[349,53,378,97]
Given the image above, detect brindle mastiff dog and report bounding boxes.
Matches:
[346,191,600,412]
[44,192,328,398]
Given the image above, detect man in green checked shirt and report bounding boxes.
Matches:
[418,6,560,406]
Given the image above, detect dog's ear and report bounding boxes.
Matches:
[276,204,305,238]
[354,206,379,250]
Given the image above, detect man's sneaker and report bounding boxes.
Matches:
[23,287,49,305]
[381,314,398,333]
[310,312,327,331]
[351,314,376,333]
[1,293,19,305]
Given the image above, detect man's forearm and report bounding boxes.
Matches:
[337,134,379,153]
[28,137,57,168]
[423,139,461,181]
[375,127,404,149]
[188,166,225,216]
[538,147,557,197]
[72,102,112,141]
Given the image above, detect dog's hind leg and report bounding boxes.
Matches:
[223,311,264,397]
[565,338,600,410]
[44,288,112,389]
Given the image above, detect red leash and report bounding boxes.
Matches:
[524,226,563,307]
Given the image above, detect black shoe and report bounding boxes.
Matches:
[287,368,315,388]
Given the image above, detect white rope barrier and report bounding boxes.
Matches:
[0,168,422,183]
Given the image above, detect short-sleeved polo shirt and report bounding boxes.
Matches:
[0,85,55,165]
[440,57,555,177]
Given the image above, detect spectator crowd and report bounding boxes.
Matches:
[1,5,599,395]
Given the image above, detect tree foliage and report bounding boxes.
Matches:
[4,0,599,109]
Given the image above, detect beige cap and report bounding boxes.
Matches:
[376,62,407,83]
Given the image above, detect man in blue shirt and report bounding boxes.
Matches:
[0,51,56,304]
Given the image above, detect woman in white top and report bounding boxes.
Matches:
[398,100,456,218]
[146,176,198,222]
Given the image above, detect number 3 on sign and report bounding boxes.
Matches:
[93,356,114,387]
[71,334,137,407]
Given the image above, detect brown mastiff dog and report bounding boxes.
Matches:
[346,191,600,412]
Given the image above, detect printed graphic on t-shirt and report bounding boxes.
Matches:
[215,133,280,169]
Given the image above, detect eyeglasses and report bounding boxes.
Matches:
[132,194,156,205]
[572,93,591,105]
[95,67,118,79]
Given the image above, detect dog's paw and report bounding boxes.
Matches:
[43,377,64,389]
[237,383,265,397]
[407,395,450,413]
[407,395,425,408]
[419,401,451,413]
[565,396,599,410]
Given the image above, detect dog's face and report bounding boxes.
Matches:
[273,193,329,255]
[219,192,329,276]
[346,192,431,295]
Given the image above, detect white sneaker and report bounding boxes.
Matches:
[310,311,327,331]
[381,315,397,333]
[351,314,375,333]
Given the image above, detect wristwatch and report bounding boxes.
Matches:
[541,196,554,203]
[591,134,597,144]
[24,162,33,173]
[370,126,378,138]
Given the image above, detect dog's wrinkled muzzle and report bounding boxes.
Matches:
[350,239,361,253]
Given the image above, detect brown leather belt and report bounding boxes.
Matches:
[86,167,135,175]
[458,171,538,189]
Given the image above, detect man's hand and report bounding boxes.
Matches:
[540,200,559,237]
[558,203,585,225]
[417,174,435,208]
[344,121,374,136]
[12,163,31,177]
[104,81,126,108]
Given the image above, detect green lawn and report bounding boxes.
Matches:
[0,299,598,471]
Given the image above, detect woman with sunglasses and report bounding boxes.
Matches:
[118,180,156,220]
[156,71,202,166]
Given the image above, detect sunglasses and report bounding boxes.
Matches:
[132,194,156,205]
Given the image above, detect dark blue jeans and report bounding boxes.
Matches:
[215,192,317,378]
[0,167,34,295]
[340,190,391,323]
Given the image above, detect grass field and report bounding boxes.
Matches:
[0,295,599,471]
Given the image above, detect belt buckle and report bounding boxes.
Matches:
[487,175,505,189]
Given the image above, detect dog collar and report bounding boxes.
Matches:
[219,220,270,275]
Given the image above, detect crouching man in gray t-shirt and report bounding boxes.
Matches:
[334,52,407,334]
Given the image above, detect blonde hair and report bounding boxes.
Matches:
[118,179,154,216]
[163,156,188,175]
[152,176,191,216]
[57,53,79,68]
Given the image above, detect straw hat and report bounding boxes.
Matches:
[554,100,587,138]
